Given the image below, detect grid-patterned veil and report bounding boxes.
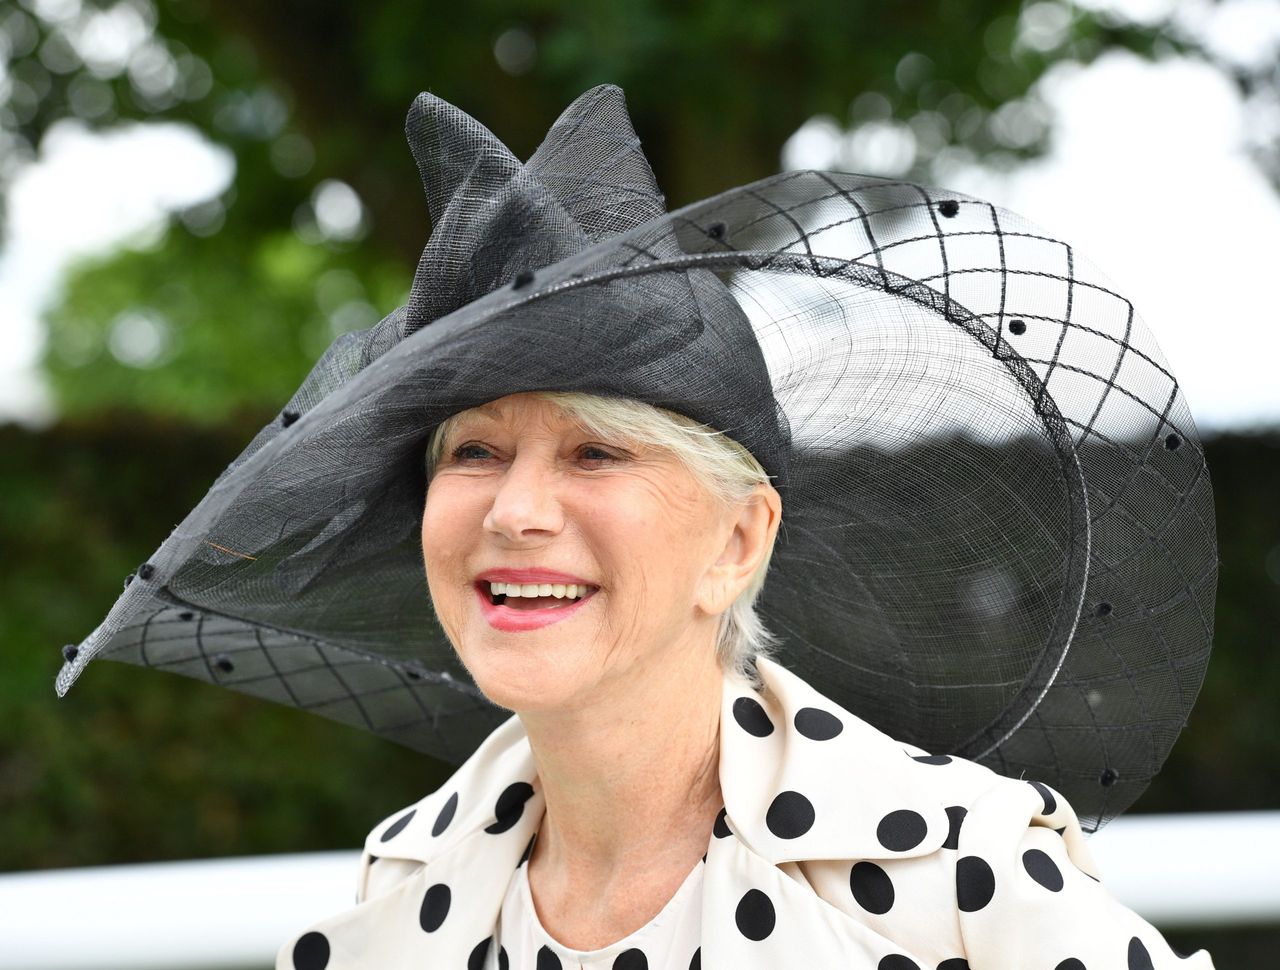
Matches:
[56,85,1216,830]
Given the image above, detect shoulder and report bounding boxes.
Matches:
[357,711,541,903]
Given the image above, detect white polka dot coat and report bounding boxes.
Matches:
[277,656,1214,969]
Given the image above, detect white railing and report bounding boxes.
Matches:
[2,812,1277,970]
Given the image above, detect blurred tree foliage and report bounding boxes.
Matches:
[0,0,1219,422]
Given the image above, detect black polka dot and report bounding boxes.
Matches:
[1128,937,1154,970]
[956,856,996,911]
[613,948,647,970]
[1055,960,1087,970]
[432,792,458,836]
[794,707,843,740]
[499,944,510,970]
[879,956,921,970]
[938,960,971,970]
[1023,848,1064,892]
[380,809,415,842]
[937,199,960,218]
[765,791,815,839]
[849,861,895,914]
[292,932,330,970]
[735,888,776,941]
[733,696,774,737]
[467,938,492,970]
[689,947,701,970]
[537,945,562,970]
[418,883,451,932]
[912,754,952,765]
[713,806,732,838]
[1008,319,1027,336]
[485,781,535,834]
[1029,780,1057,815]
[943,806,967,850]
[877,809,927,851]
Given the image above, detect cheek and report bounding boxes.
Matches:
[421,481,481,579]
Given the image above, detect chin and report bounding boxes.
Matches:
[460,638,589,714]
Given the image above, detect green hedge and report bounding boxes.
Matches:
[3,418,1277,872]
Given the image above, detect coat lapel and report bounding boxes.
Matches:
[281,656,952,969]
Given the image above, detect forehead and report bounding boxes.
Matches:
[447,394,575,429]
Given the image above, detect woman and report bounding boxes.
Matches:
[57,85,1218,968]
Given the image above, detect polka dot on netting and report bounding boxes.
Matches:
[536,944,562,970]
[380,809,416,842]
[943,806,967,850]
[714,807,732,838]
[877,810,927,851]
[418,883,451,932]
[879,955,921,970]
[766,790,815,839]
[689,947,701,970]
[485,781,535,834]
[614,948,648,970]
[1008,319,1027,336]
[1100,767,1120,787]
[1029,780,1057,815]
[1023,848,1065,892]
[1127,937,1155,970]
[512,269,535,289]
[912,754,952,765]
[849,861,895,914]
[938,960,971,970]
[733,696,774,737]
[735,888,777,940]
[1055,960,1087,970]
[937,200,960,218]
[468,938,493,970]
[956,856,996,911]
[794,707,843,740]
[292,931,330,970]
[1164,432,1182,451]
[432,792,458,836]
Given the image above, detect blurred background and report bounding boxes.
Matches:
[2,0,1278,966]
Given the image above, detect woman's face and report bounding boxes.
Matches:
[422,392,777,714]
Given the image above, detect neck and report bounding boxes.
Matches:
[518,633,725,885]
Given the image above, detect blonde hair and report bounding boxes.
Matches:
[424,391,782,678]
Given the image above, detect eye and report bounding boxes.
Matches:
[579,444,622,463]
[451,442,496,462]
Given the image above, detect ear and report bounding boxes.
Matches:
[695,484,783,617]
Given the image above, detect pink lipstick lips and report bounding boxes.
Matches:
[474,581,597,631]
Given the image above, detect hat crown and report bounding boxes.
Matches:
[403,84,666,335]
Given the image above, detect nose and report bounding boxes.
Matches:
[483,450,565,542]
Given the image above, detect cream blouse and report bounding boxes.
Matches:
[494,844,705,970]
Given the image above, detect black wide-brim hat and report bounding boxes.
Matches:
[56,85,1216,829]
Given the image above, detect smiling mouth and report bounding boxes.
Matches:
[485,581,598,611]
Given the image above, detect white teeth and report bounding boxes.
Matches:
[488,581,595,600]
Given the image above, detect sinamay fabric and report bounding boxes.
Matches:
[56,84,1216,832]
[274,658,1212,969]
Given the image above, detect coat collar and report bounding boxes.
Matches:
[368,655,950,869]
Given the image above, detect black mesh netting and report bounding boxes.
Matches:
[55,85,1216,830]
